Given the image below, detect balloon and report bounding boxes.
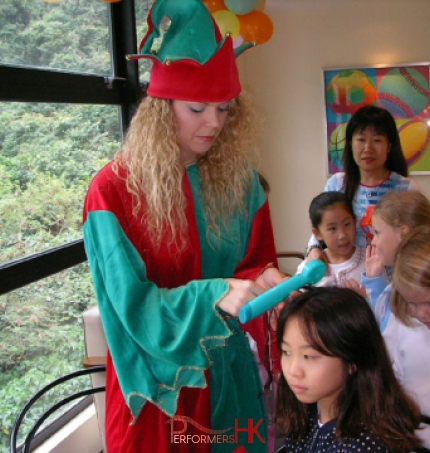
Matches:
[203,0,226,14]
[255,0,266,11]
[233,34,244,49]
[224,0,259,15]
[238,10,273,44]
[213,10,240,40]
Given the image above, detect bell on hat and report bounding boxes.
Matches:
[126,0,255,102]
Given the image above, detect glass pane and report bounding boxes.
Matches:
[135,0,153,83]
[0,102,120,264]
[0,263,97,451]
[0,0,111,74]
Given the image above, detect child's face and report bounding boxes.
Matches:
[396,283,430,329]
[351,126,390,173]
[281,317,347,422]
[313,203,356,263]
[370,213,404,266]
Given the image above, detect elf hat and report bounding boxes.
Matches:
[126,0,254,102]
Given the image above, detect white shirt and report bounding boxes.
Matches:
[297,246,366,288]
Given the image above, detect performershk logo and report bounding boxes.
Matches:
[167,415,265,445]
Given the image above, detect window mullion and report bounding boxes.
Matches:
[109,0,142,131]
[0,65,124,104]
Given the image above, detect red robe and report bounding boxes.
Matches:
[83,162,279,452]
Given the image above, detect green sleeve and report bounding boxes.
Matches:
[84,210,231,419]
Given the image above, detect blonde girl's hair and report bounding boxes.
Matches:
[392,226,430,325]
[373,190,430,230]
[113,94,258,248]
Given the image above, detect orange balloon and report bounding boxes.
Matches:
[203,0,226,14]
[238,10,273,44]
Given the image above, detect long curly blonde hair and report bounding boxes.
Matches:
[114,94,259,248]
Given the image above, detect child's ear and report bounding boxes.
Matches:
[312,227,323,242]
[399,224,411,238]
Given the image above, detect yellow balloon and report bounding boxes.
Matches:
[255,0,266,11]
[213,10,240,40]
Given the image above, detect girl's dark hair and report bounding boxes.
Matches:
[342,105,409,202]
[309,191,355,229]
[276,287,421,451]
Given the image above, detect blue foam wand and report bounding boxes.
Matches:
[238,259,326,324]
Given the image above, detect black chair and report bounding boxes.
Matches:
[10,366,106,453]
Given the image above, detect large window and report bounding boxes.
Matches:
[0,264,95,450]
[0,102,119,262]
[0,1,112,73]
[0,0,149,450]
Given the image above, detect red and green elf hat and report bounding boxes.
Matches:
[127,0,254,102]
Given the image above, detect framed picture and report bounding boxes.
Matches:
[323,63,430,175]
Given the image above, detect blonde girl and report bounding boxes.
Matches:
[390,227,430,448]
[358,192,430,449]
[361,191,430,329]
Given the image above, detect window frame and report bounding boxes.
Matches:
[0,0,144,294]
[0,1,145,448]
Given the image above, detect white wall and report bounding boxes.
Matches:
[34,405,103,453]
[239,0,430,256]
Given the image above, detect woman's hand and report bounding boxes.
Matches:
[365,244,384,278]
[255,266,287,290]
[217,267,288,317]
[217,278,265,316]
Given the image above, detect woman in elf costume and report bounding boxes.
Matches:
[83,0,284,451]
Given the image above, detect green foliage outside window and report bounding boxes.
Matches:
[0,0,152,449]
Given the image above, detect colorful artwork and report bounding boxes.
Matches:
[324,64,430,175]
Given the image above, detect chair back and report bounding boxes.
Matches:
[10,367,105,453]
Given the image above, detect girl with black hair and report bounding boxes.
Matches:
[298,191,366,287]
[275,287,422,452]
